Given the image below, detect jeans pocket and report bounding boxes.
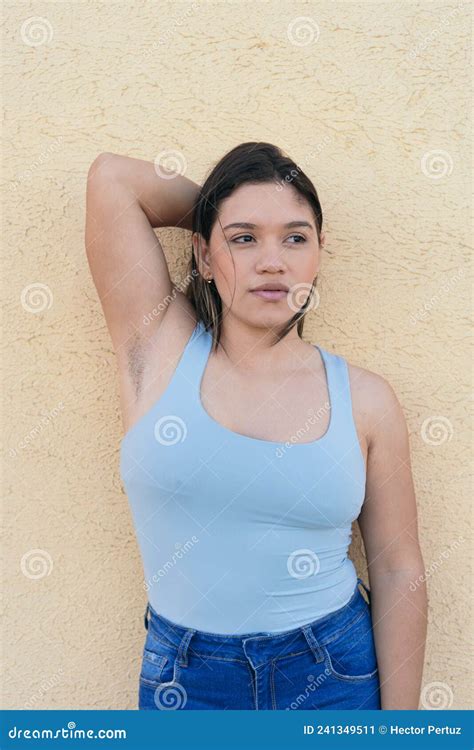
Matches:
[322,611,379,682]
[139,633,179,687]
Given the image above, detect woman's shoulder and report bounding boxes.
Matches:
[343,355,407,445]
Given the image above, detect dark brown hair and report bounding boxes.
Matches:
[185,141,323,351]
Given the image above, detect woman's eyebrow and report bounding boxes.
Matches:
[223,221,314,231]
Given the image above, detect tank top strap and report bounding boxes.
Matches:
[317,345,356,436]
[172,319,212,391]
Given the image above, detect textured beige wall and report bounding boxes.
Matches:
[2,1,472,710]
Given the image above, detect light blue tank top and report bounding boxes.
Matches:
[120,320,366,635]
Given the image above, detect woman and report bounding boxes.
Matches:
[85,142,427,710]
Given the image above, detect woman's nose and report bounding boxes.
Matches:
[255,245,287,271]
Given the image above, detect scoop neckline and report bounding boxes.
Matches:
[196,331,333,449]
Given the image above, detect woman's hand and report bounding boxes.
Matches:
[88,152,201,230]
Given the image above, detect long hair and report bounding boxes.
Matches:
[185,141,323,351]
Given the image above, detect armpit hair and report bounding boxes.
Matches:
[126,334,148,400]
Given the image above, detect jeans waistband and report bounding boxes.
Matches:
[143,577,372,668]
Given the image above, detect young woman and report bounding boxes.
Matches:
[85,142,427,711]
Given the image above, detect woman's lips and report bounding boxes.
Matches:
[250,289,288,300]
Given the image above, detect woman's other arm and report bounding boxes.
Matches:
[357,373,428,710]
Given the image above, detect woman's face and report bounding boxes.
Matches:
[195,181,324,329]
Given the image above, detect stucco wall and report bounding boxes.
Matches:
[2,1,472,710]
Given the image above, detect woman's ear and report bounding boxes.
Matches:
[314,230,325,274]
[192,232,212,278]
[318,230,326,252]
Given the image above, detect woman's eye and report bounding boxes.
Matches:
[231,234,307,244]
[287,234,307,243]
[232,235,254,243]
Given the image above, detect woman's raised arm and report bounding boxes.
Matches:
[84,152,200,357]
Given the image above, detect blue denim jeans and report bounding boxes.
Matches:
[138,577,381,710]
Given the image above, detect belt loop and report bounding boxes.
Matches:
[177,628,195,667]
[144,602,150,630]
[301,624,325,664]
[357,576,371,605]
